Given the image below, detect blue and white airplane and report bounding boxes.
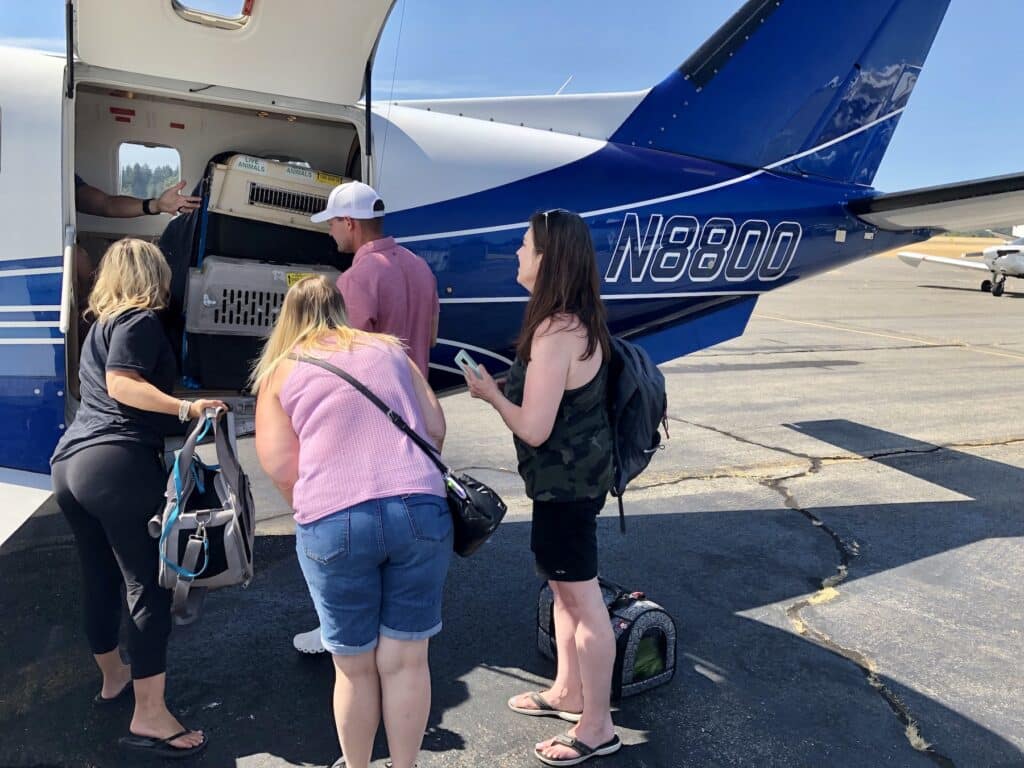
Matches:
[3,0,1024,543]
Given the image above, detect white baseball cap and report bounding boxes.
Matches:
[310,181,385,223]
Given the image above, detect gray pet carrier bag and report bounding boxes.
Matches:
[538,578,676,699]
[149,408,255,625]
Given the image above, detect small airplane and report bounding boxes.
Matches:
[899,235,1024,296]
[4,0,1024,544]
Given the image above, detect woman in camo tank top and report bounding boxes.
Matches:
[463,209,622,766]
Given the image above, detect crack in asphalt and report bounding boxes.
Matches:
[444,417,1020,765]
[672,417,967,767]
[668,415,1024,468]
[767,465,955,768]
[447,416,1024,491]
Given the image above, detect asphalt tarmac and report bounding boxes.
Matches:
[2,252,1022,767]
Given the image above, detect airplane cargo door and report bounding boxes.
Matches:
[0,48,67,476]
[73,0,396,106]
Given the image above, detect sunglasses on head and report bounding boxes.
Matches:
[541,208,570,228]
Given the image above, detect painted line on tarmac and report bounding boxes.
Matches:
[756,313,1024,362]
[755,314,942,346]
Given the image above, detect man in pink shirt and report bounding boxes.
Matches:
[293,181,440,655]
[312,181,438,376]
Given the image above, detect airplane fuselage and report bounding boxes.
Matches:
[0,46,936,476]
[0,0,968,504]
[982,247,1024,277]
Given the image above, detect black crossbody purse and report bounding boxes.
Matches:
[290,355,507,557]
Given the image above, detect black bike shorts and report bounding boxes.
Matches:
[530,495,607,582]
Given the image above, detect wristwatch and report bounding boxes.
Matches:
[142,198,159,215]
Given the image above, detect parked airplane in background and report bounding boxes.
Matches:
[3,0,1024,544]
[899,234,1024,296]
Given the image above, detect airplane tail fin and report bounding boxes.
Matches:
[610,0,951,186]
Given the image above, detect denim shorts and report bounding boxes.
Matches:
[295,493,452,656]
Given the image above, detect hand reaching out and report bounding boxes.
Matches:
[157,180,201,215]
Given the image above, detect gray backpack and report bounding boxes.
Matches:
[607,335,669,531]
[149,409,255,625]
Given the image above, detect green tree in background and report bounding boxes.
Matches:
[119,163,180,199]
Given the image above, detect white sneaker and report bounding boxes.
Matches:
[293,625,327,654]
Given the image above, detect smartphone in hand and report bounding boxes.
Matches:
[454,349,483,379]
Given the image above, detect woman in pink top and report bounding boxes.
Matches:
[253,276,449,768]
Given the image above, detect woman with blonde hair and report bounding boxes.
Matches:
[253,275,448,768]
[51,238,224,758]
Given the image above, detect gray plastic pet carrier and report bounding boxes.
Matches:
[184,255,340,337]
[181,256,340,390]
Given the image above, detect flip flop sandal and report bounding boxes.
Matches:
[93,681,132,706]
[508,692,583,723]
[119,729,208,760]
[534,733,622,766]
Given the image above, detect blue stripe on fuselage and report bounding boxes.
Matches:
[0,272,62,307]
[0,255,63,271]
[0,257,66,473]
[385,143,927,300]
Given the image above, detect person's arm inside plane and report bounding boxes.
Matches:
[72,175,201,308]
[75,174,200,218]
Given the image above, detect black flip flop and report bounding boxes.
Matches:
[93,681,132,706]
[534,733,622,766]
[119,729,208,760]
[508,691,583,723]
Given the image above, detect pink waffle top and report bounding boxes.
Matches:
[279,341,445,524]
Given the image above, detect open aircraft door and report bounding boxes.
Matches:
[70,0,396,107]
[0,47,67,547]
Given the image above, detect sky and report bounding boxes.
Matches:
[1,0,1021,192]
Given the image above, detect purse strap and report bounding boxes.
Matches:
[289,354,451,477]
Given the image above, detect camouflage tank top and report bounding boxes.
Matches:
[504,356,613,501]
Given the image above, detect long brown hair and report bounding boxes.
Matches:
[516,210,610,363]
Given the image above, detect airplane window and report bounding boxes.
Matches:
[171,0,252,30]
[117,143,182,199]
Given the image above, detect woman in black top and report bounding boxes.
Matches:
[464,210,621,766]
[51,238,223,758]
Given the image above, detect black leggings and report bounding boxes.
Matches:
[52,442,171,679]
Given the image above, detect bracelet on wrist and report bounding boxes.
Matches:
[143,198,159,215]
[178,399,193,423]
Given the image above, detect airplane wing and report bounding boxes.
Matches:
[897,252,992,271]
[0,468,52,549]
[851,172,1024,231]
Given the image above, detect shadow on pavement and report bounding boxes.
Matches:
[917,283,1024,298]
[1,421,1022,767]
